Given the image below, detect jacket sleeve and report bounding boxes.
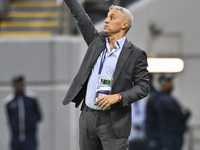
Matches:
[5,104,11,123]
[120,51,150,106]
[63,0,99,46]
[34,98,42,122]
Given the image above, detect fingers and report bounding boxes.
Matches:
[102,103,110,110]
[94,94,119,110]
[94,97,102,106]
[97,96,109,109]
[94,96,108,110]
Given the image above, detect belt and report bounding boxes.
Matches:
[84,105,110,115]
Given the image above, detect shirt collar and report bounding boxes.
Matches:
[105,36,126,50]
[116,36,126,49]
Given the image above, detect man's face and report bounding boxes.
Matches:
[104,9,127,35]
[162,80,173,93]
[14,81,24,95]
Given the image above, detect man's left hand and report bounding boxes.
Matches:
[95,94,119,110]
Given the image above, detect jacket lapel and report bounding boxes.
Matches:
[89,35,132,87]
[112,39,132,86]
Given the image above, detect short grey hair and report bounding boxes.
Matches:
[109,5,134,32]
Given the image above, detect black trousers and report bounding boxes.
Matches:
[11,134,37,150]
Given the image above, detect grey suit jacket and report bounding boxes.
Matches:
[63,0,150,138]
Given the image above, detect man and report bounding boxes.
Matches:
[62,0,149,149]
[3,76,42,150]
[145,74,161,150]
[157,74,190,150]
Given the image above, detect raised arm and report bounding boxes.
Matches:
[63,0,99,45]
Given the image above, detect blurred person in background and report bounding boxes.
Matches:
[157,74,191,150]
[3,75,42,150]
[62,0,149,149]
[129,99,146,150]
[145,74,162,150]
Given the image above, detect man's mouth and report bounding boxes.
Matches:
[104,25,109,29]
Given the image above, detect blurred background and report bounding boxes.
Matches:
[0,0,200,149]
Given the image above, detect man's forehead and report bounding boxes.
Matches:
[108,9,122,16]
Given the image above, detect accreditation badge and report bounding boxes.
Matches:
[94,78,112,106]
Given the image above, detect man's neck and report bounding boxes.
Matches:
[108,33,125,51]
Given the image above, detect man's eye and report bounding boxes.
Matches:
[111,17,114,20]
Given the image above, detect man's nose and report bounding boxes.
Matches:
[104,17,109,23]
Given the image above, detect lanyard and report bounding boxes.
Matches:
[98,48,107,76]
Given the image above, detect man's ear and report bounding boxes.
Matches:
[122,21,129,30]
